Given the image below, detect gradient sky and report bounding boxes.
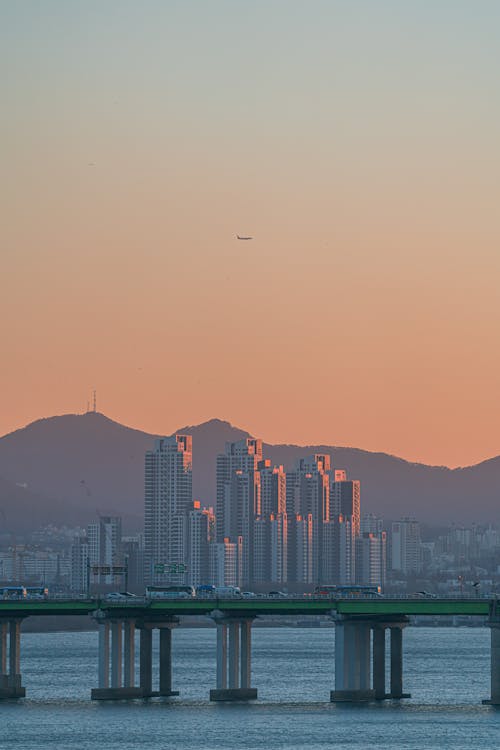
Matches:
[2,1,500,467]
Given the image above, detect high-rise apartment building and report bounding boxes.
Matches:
[215,440,290,587]
[286,455,330,583]
[253,512,288,584]
[144,435,192,585]
[355,531,387,589]
[331,479,360,536]
[70,534,89,592]
[259,460,286,515]
[121,534,145,589]
[390,518,421,574]
[188,500,215,587]
[210,537,242,587]
[323,514,356,585]
[87,515,122,586]
[216,439,262,586]
[288,513,314,584]
[361,513,385,535]
[253,460,287,584]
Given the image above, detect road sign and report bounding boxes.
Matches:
[91,565,127,576]
[153,563,188,574]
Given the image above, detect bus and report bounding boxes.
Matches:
[314,585,382,599]
[25,586,49,600]
[1,586,27,600]
[145,585,196,599]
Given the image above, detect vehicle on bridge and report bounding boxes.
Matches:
[146,585,196,599]
[214,586,241,597]
[410,591,437,599]
[314,585,383,599]
[105,591,139,601]
[196,585,216,597]
[25,586,49,600]
[1,586,27,600]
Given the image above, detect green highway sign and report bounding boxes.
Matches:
[154,563,187,574]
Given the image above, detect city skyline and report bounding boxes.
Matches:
[0,409,498,533]
[2,425,497,596]
[2,2,500,468]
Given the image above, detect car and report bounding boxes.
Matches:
[105,592,139,601]
[214,586,241,597]
[268,590,287,598]
[241,591,257,598]
[411,591,437,599]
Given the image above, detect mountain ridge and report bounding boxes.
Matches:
[3,412,494,471]
[0,412,498,532]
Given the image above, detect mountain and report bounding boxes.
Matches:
[0,412,498,533]
[0,413,249,533]
[0,475,82,534]
[265,444,499,525]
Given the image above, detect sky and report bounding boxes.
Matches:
[1,1,500,467]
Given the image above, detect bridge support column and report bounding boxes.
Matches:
[210,618,257,701]
[123,621,135,688]
[372,621,410,700]
[158,624,179,697]
[0,622,8,691]
[98,621,110,689]
[228,621,240,689]
[215,622,227,689]
[240,619,252,689]
[358,623,371,691]
[92,618,144,700]
[111,621,123,688]
[389,626,409,698]
[489,620,500,705]
[139,625,153,697]
[483,603,500,705]
[331,620,374,702]
[372,625,386,700]
[0,620,25,699]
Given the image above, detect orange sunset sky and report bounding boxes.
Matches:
[2,2,499,467]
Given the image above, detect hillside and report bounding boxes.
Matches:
[0,412,498,532]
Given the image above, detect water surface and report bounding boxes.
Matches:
[1,627,498,750]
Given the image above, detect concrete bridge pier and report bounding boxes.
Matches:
[331,619,374,702]
[331,617,410,703]
[123,620,135,690]
[388,625,409,699]
[92,617,180,700]
[0,619,26,699]
[92,618,144,700]
[489,620,500,705]
[210,618,257,701]
[137,619,180,698]
[372,624,386,700]
[157,622,179,697]
[371,623,410,700]
[483,602,500,706]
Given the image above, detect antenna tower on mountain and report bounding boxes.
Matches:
[92,389,97,413]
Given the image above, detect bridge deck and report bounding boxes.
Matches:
[0,598,492,618]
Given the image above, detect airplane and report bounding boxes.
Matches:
[236,234,253,240]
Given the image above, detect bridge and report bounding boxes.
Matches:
[0,597,498,704]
